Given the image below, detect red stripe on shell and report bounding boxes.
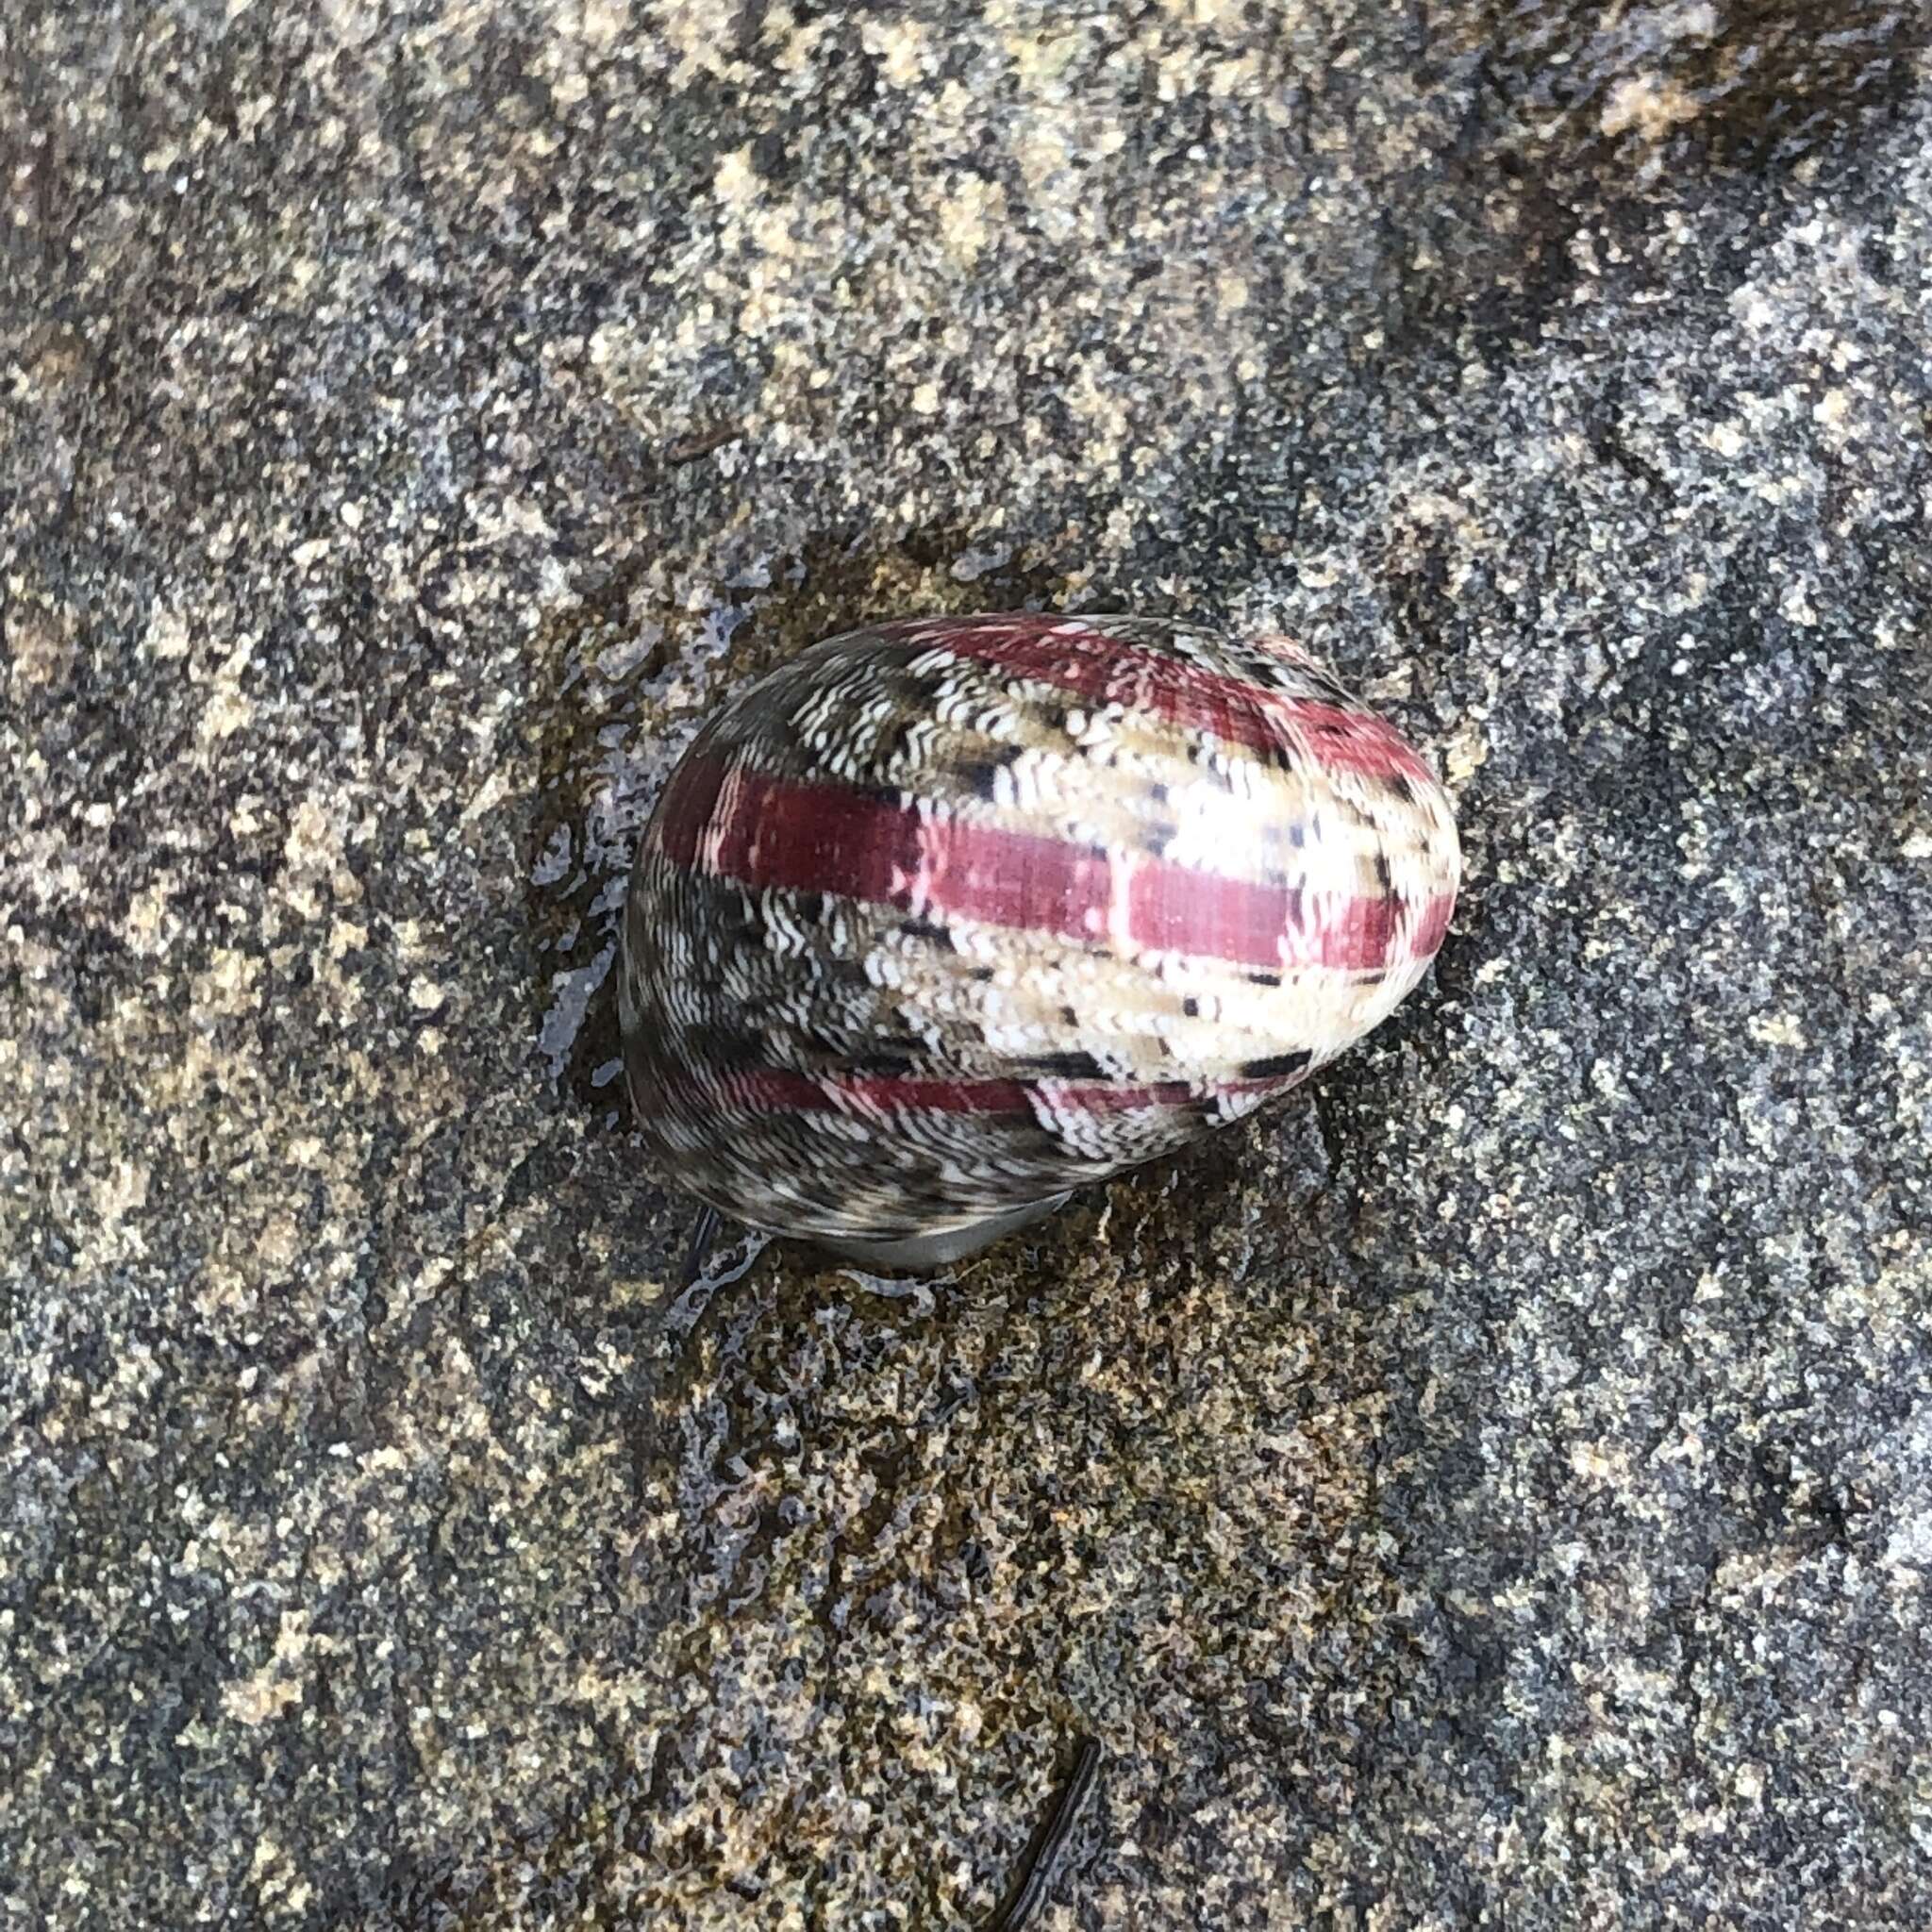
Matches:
[649,754,1453,974]
[1409,890,1456,961]
[904,616,1438,788]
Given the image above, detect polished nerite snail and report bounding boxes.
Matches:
[620,613,1460,1269]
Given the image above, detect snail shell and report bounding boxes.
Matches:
[620,614,1459,1268]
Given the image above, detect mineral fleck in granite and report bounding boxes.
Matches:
[4,3,1931,1928]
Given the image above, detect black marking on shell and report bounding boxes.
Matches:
[1024,1049,1110,1080]
[1240,1049,1314,1080]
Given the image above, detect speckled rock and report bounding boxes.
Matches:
[4,3,1931,1928]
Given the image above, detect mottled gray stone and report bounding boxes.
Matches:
[4,3,1930,1928]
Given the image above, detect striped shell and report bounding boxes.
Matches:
[620,613,1459,1266]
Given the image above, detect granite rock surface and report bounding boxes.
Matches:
[5,3,1931,1927]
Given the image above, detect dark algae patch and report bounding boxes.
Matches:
[1406,0,1929,352]
[1474,0,1923,172]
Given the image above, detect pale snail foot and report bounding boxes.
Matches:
[804,1192,1074,1272]
[675,1191,1073,1282]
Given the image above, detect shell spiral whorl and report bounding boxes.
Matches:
[620,613,1460,1266]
